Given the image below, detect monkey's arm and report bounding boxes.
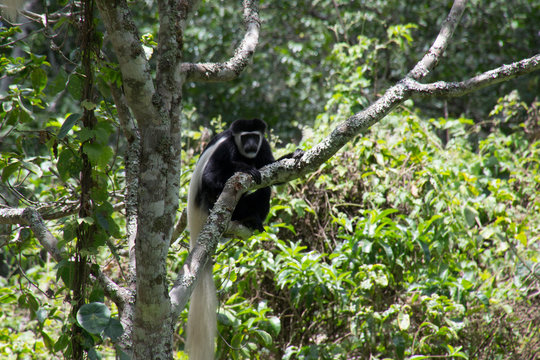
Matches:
[231,161,262,184]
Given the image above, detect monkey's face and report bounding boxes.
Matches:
[234,131,263,159]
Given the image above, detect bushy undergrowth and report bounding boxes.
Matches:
[1,99,538,360]
[190,102,540,360]
[1,101,538,359]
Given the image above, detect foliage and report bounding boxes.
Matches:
[1,12,126,358]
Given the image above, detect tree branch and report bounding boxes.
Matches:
[405,54,540,97]
[110,84,140,285]
[0,3,70,24]
[91,266,133,310]
[408,0,467,80]
[95,0,159,126]
[181,0,260,82]
[170,175,245,317]
[0,207,65,262]
[171,208,187,245]
[0,206,131,307]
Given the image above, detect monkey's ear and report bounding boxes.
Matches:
[251,118,267,133]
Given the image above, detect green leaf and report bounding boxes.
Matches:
[0,293,17,304]
[81,100,97,111]
[463,205,479,227]
[21,160,43,177]
[67,74,84,99]
[83,142,113,168]
[231,333,244,348]
[54,334,70,352]
[2,100,13,112]
[31,67,47,92]
[58,113,81,139]
[57,149,83,181]
[253,329,272,346]
[56,260,77,289]
[417,239,431,263]
[41,331,54,352]
[19,293,39,312]
[89,287,105,303]
[461,278,474,290]
[115,347,131,360]
[379,241,394,260]
[1,160,21,182]
[104,318,124,341]
[95,212,110,232]
[88,348,102,360]
[397,311,410,330]
[77,302,111,334]
[268,316,281,336]
[62,220,77,243]
[516,232,527,246]
[48,68,68,93]
[374,208,399,222]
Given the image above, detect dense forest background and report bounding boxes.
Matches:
[0,0,539,359]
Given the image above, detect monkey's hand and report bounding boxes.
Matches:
[233,163,262,184]
[243,168,262,184]
[291,148,305,160]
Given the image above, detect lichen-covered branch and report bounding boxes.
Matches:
[405,54,540,97]
[95,0,158,126]
[111,85,140,285]
[408,0,467,80]
[0,207,130,307]
[0,207,64,261]
[181,0,260,82]
[170,175,244,316]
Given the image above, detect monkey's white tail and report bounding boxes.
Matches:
[186,154,219,360]
[186,262,217,360]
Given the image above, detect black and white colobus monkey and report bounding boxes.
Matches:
[186,118,275,360]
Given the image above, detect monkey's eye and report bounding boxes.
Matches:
[241,134,260,143]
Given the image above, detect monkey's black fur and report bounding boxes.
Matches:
[186,118,303,360]
[195,118,274,231]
